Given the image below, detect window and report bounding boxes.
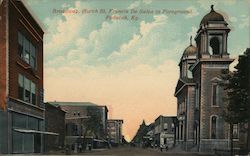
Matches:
[195,83,199,108]
[24,77,31,103]
[233,124,239,139]
[18,74,36,105]
[12,113,39,153]
[18,32,24,58]
[212,84,219,106]
[187,64,193,78]
[17,31,37,69]
[211,116,217,139]
[28,117,39,130]
[210,37,220,55]
[13,113,27,129]
[31,82,36,105]
[18,75,24,101]
[164,123,168,130]
[30,44,36,68]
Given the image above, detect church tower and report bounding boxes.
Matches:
[195,5,230,59]
[191,5,234,152]
[174,37,197,150]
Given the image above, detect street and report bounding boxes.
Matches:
[69,146,212,156]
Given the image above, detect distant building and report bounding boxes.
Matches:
[0,0,45,154]
[44,103,66,152]
[49,102,108,149]
[107,119,123,146]
[154,116,177,148]
[131,120,149,146]
[174,5,241,152]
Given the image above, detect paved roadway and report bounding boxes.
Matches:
[71,146,212,156]
[3,146,213,156]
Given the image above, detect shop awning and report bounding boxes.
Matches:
[14,128,59,136]
[93,139,108,143]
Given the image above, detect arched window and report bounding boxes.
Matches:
[210,37,220,55]
[211,116,217,139]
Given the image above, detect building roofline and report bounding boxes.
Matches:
[17,0,45,32]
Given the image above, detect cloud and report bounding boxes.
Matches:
[140,14,168,36]
[185,6,199,18]
[128,1,141,9]
[239,15,250,29]
[187,26,198,44]
[143,0,152,4]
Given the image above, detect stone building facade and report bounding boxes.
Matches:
[107,119,123,146]
[174,5,238,152]
[0,0,45,154]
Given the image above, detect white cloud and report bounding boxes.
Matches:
[239,15,250,29]
[187,26,198,44]
[128,1,140,9]
[229,16,237,23]
[185,6,199,18]
[143,0,152,4]
[44,4,86,56]
[140,14,168,36]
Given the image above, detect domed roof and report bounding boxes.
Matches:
[200,5,225,25]
[183,36,197,56]
[183,45,197,56]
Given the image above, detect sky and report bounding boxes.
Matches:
[24,0,249,141]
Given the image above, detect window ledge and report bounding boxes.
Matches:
[9,96,44,111]
[16,60,40,79]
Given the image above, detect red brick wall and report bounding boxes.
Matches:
[8,0,44,106]
[0,0,7,110]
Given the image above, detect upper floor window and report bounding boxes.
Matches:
[212,84,220,106]
[163,123,168,131]
[18,31,37,69]
[208,35,222,55]
[187,64,193,78]
[233,124,239,139]
[18,74,36,105]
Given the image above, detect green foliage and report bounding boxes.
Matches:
[84,107,103,138]
[222,48,250,124]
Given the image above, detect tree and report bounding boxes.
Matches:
[82,107,103,148]
[222,48,250,155]
[84,107,103,137]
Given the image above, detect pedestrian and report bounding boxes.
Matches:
[78,143,82,153]
[160,144,163,152]
[165,145,168,151]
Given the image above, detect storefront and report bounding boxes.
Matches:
[12,112,43,153]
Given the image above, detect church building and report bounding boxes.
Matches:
[174,5,238,152]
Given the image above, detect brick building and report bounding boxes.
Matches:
[107,119,123,146]
[174,5,239,152]
[49,102,109,149]
[0,0,45,154]
[154,116,176,149]
[44,103,66,152]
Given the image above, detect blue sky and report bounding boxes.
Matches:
[25,0,249,141]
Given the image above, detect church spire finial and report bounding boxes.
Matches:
[211,5,214,12]
[190,36,192,45]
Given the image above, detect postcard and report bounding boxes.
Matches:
[0,0,249,155]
